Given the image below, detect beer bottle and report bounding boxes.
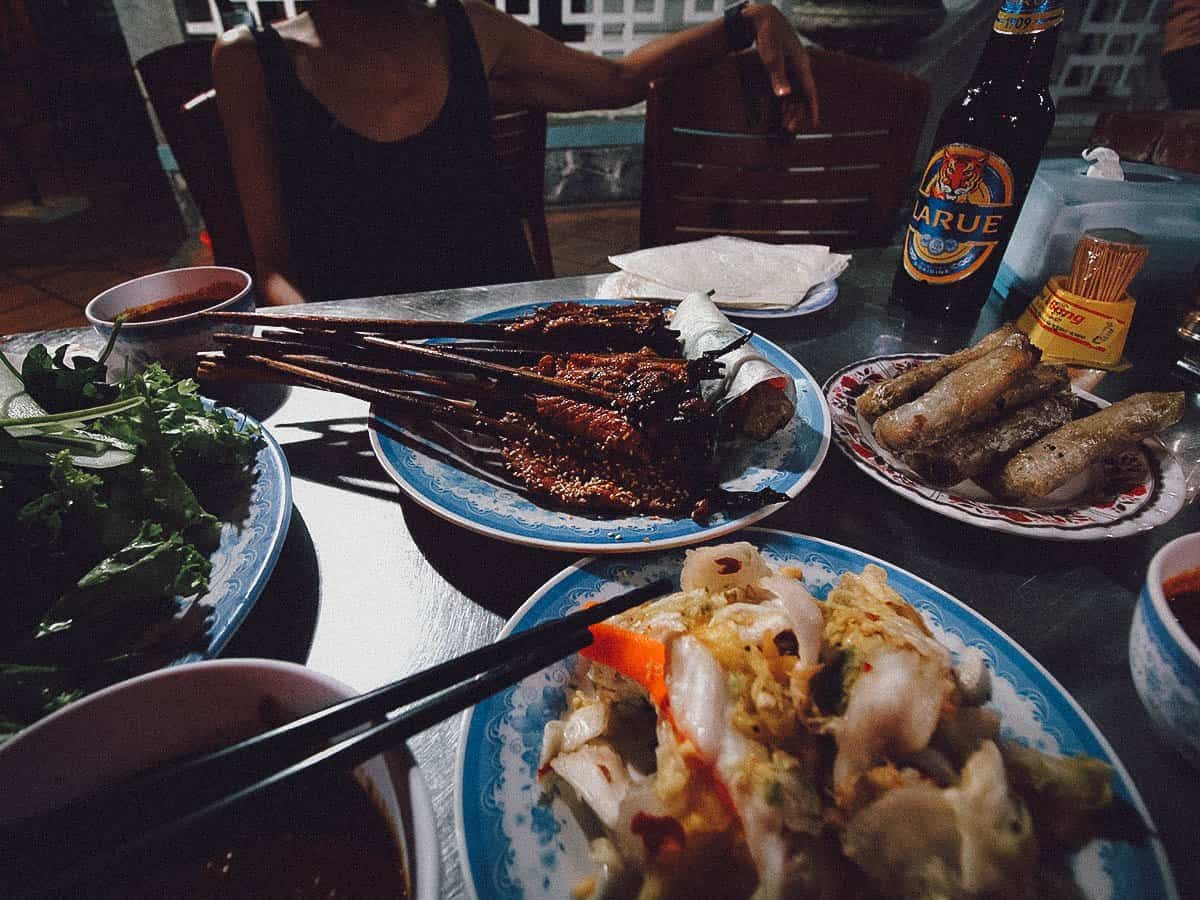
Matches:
[892,0,1063,321]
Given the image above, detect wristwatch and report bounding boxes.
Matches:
[724,1,755,52]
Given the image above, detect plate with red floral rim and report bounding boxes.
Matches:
[823,353,1186,540]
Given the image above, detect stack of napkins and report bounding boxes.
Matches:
[597,236,851,310]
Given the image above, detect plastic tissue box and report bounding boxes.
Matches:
[996,157,1200,304]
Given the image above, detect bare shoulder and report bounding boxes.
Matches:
[464,0,530,69]
[463,0,514,27]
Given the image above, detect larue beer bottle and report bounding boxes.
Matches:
[892,0,1063,321]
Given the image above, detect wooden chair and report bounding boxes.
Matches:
[135,41,254,272]
[136,41,555,280]
[492,108,554,278]
[640,49,930,250]
[1090,111,1200,176]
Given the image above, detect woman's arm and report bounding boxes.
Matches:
[211,28,306,306]
[470,2,817,129]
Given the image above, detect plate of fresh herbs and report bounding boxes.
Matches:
[0,329,291,742]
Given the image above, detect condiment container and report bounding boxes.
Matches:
[0,659,441,899]
[84,266,254,378]
[1017,275,1133,369]
[1130,532,1200,770]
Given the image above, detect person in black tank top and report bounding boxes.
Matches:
[253,2,533,300]
[212,0,819,305]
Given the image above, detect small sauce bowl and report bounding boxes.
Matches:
[1130,531,1200,769]
[0,659,439,899]
[85,266,254,378]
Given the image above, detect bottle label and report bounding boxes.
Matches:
[993,0,1065,35]
[902,143,1015,285]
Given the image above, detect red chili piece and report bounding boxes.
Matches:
[631,812,686,860]
[715,556,742,575]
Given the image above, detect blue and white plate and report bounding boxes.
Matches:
[725,278,839,320]
[370,302,829,554]
[455,528,1177,900]
[178,404,292,662]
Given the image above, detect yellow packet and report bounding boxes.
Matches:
[1017,275,1133,371]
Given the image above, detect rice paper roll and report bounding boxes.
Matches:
[673,291,796,439]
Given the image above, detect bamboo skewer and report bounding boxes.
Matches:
[205,309,514,339]
[212,332,362,357]
[211,329,620,405]
[270,354,528,406]
[237,354,537,441]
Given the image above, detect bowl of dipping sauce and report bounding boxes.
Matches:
[85,266,254,377]
[0,659,439,900]
[1130,531,1200,768]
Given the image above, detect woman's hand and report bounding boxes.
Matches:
[744,3,819,130]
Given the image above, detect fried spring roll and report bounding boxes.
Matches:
[989,391,1186,503]
[901,392,1077,487]
[856,323,1019,420]
[959,364,1070,431]
[872,335,1038,452]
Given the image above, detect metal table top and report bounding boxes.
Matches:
[9,245,1198,898]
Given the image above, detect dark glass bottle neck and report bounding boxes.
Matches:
[971,25,1061,88]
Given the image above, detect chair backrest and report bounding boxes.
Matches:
[136,41,255,273]
[640,49,931,250]
[1090,111,1200,176]
[491,107,554,278]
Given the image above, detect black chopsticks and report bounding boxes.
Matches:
[1,578,669,897]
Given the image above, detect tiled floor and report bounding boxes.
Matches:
[545,205,640,276]
[0,205,641,336]
[0,238,213,335]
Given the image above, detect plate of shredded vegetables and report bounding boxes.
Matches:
[456,528,1175,900]
[0,335,290,742]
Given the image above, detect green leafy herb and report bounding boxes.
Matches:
[0,427,51,468]
[95,398,221,551]
[1,353,261,737]
[37,522,211,642]
[20,324,122,413]
[109,364,260,484]
[0,663,80,728]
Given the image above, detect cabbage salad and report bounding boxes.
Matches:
[539,543,1132,899]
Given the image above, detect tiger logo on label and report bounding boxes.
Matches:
[929,146,992,204]
[902,143,1015,285]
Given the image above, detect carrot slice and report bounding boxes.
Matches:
[582,623,668,707]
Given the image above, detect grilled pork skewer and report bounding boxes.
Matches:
[199,352,780,519]
[214,330,619,405]
[234,354,540,442]
[203,352,697,465]
[205,301,678,352]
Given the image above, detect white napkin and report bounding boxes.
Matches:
[599,236,851,309]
